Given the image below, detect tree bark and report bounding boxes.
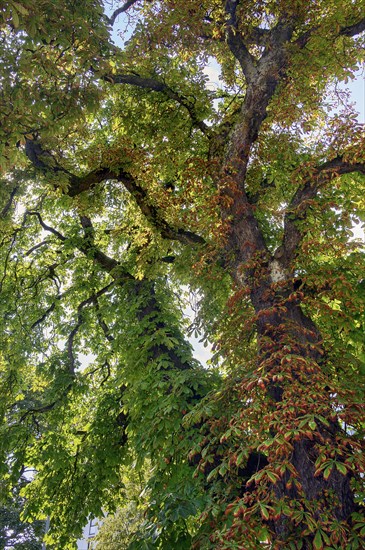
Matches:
[250,269,357,543]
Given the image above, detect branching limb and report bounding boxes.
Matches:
[93,296,115,342]
[22,209,130,282]
[246,26,271,46]
[216,19,295,272]
[296,16,365,49]
[79,215,129,275]
[1,185,19,217]
[24,139,72,177]
[221,17,294,187]
[109,73,212,136]
[78,217,206,375]
[217,10,364,275]
[83,361,113,388]
[31,294,63,329]
[24,138,116,197]
[0,230,20,293]
[18,286,116,429]
[117,175,206,245]
[73,170,205,244]
[224,0,256,81]
[68,167,116,197]
[24,138,115,198]
[25,138,205,246]
[106,0,139,26]
[341,17,365,37]
[281,157,365,267]
[221,9,364,183]
[26,211,66,242]
[67,282,115,374]
[67,323,81,375]
[25,239,50,256]
[19,401,59,423]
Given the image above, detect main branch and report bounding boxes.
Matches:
[281,157,365,267]
[109,73,212,136]
[24,138,205,246]
[106,0,140,26]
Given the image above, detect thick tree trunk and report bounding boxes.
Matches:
[250,272,357,543]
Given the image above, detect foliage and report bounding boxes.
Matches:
[93,465,149,549]
[0,0,365,548]
[0,476,45,549]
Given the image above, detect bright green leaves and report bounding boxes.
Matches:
[20,382,128,547]
[0,0,109,156]
[0,474,45,549]
[0,191,215,543]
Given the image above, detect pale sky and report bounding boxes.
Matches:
[347,69,365,122]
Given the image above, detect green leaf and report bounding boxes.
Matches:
[323,466,332,480]
[11,8,19,27]
[266,470,278,484]
[259,503,270,521]
[236,451,246,466]
[12,2,29,15]
[335,462,347,475]
[313,530,323,550]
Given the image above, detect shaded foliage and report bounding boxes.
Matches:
[0,477,45,549]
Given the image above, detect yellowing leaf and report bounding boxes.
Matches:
[335,462,347,475]
[259,503,270,521]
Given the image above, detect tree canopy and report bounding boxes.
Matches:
[0,1,365,548]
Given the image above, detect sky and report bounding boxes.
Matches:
[347,70,365,122]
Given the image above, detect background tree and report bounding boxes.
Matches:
[0,476,45,550]
[93,464,150,550]
[0,0,364,548]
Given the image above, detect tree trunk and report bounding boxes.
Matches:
[249,270,357,543]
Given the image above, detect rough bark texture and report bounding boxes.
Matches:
[214,8,363,541]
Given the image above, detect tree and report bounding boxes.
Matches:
[0,476,45,549]
[93,465,149,549]
[0,0,364,547]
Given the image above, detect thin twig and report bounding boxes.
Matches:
[26,211,66,241]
